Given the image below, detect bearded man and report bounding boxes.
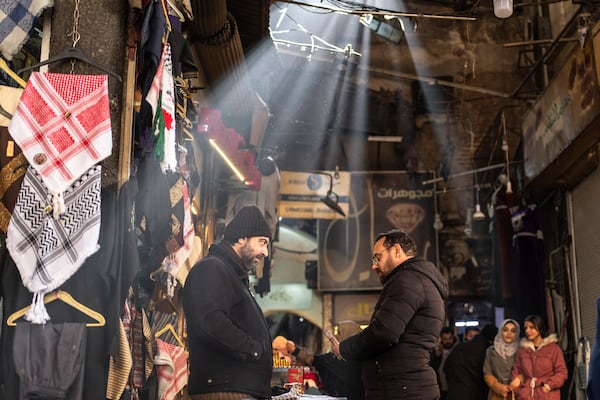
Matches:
[183,205,273,400]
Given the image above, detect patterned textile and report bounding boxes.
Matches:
[0,125,27,233]
[8,72,112,196]
[131,302,145,391]
[6,164,101,323]
[0,0,53,60]
[162,177,193,281]
[146,43,177,172]
[106,319,133,400]
[154,338,188,400]
[151,310,181,347]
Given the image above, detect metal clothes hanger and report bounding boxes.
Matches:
[6,289,106,327]
[155,323,185,347]
[17,47,122,82]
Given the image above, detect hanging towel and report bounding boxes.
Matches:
[0,0,53,60]
[6,165,102,323]
[8,72,112,214]
[154,338,188,400]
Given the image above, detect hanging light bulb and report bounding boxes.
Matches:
[433,213,444,231]
[473,204,485,220]
[473,185,485,221]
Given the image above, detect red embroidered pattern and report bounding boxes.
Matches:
[21,86,56,126]
[48,127,75,153]
[45,73,106,106]
[76,94,109,132]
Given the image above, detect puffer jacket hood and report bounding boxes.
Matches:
[386,257,449,299]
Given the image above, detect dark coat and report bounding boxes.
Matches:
[444,334,492,400]
[339,257,448,400]
[182,242,272,399]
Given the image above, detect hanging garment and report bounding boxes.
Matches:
[0,0,53,60]
[6,165,102,323]
[106,319,133,400]
[146,43,177,172]
[512,204,547,324]
[162,176,193,284]
[13,322,87,400]
[1,182,140,399]
[8,72,112,200]
[0,127,27,234]
[154,338,188,400]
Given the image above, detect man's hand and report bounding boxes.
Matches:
[325,329,344,360]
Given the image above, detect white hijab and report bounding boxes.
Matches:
[493,319,520,359]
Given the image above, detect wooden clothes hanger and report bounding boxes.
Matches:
[155,323,184,347]
[17,47,122,82]
[6,289,106,327]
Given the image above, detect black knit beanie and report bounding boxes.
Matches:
[223,205,272,242]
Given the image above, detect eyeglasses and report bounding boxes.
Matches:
[371,245,393,266]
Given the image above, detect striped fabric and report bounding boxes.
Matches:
[106,319,133,400]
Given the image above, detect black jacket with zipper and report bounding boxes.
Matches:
[340,257,448,400]
[183,242,272,398]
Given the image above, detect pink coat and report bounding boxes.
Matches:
[511,334,568,400]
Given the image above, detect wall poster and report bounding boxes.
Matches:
[318,171,436,290]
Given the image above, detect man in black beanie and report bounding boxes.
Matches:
[183,205,273,400]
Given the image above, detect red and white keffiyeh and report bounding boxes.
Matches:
[154,338,188,400]
[8,72,112,198]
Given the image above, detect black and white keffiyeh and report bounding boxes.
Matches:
[6,164,102,323]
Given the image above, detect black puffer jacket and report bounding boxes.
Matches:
[339,257,448,400]
[182,242,272,398]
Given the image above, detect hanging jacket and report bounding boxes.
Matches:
[511,334,567,400]
[339,257,448,400]
[182,242,272,399]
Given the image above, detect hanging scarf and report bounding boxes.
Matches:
[8,72,112,218]
[493,318,520,359]
[6,165,102,323]
[146,42,177,172]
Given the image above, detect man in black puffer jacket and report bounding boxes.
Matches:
[331,229,449,400]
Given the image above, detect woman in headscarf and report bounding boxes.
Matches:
[510,314,567,400]
[483,319,520,400]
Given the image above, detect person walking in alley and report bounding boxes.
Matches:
[510,314,567,400]
[183,205,273,400]
[444,323,498,400]
[330,229,449,400]
[483,319,520,400]
[430,327,459,400]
